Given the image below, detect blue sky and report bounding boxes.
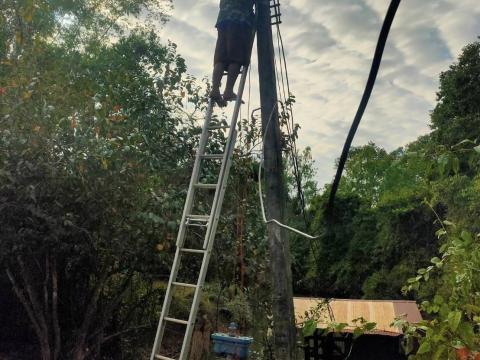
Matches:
[158,0,480,187]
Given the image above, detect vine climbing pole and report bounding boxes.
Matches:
[257,0,296,359]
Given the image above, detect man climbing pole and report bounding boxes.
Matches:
[211,0,255,107]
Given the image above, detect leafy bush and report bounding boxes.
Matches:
[399,222,480,359]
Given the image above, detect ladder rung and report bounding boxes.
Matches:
[154,355,175,360]
[180,248,206,254]
[172,281,197,288]
[201,154,224,160]
[165,317,188,325]
[186,222,207,228]
[186,214,210,221]
[194,183,217,189]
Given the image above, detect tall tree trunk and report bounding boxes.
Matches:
[6,267,52,360]
[71,270,110,360]
[51,258,61,360]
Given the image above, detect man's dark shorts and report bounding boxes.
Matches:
[214,22,253,69]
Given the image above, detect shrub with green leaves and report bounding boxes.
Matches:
[400,222,480,359]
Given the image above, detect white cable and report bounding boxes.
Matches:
[257,104,319,240]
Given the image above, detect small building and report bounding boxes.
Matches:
[294,297,422,360]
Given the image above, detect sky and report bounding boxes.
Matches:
[157,0,480,187]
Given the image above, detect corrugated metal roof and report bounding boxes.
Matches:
[294,297,422,336]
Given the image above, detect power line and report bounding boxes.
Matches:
[257,103,319,240]
[327,0,402,210]
[274,20,308,224]
[268,12,323,276]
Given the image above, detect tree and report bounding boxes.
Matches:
[401,223,480,359]
[341,143,392,203]
[431,41,480,148]
[0,1,209,358]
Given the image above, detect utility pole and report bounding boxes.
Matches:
[256,0,296,358]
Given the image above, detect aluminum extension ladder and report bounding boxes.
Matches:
[150,65,250,360]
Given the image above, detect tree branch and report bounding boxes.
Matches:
[43,253,51,335]
[6,268,43,338]
[17,256,50,339]
[73,269,110,356]
[52,257,61,360]
[87,272,134,343]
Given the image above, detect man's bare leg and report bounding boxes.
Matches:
[223,62,241,102]
[211,62,226,107]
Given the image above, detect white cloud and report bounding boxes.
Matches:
[159,0,480,187]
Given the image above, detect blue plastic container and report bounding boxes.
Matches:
[211,333,253,359]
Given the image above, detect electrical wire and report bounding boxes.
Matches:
[327,0,402,210]
[249,9,324,284]
[274,21,308,226]
[232,105,319,238]
[258,164,319,240]
[258,103,319,240]
[270,15,323,274]
[232,29,315,239]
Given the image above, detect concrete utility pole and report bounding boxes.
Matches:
[256,0,296,358]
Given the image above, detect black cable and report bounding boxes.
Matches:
[327,0,402,210]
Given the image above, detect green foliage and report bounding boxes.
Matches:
[293,33,480,360]
[0,1,281,357]
[300,301,377,338]
[303,41,480,300]
[400,223,480,359]
[0,1,210,358]
[298,299,377,355]
[306,166,439,299]
[431,41,480,148]
[341,142,392,203]
[225,291,253,326]
[302,319,318,338]
[1,1,480,358]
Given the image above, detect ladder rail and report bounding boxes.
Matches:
[150,102,214,360]
[150,245,181,360]
[180,66,249,359]
[176,102,215,249]
[179,129,239,359]
[203,67,249,250]
[151,65,250,360]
